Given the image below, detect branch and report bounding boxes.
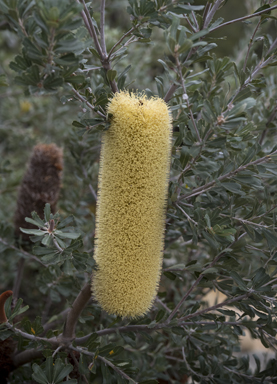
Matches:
[210,5,277,32]
[177,150,276,202]
[203,0,224,29]
[175,203,198,226]
[99,355,138,384]
[63,283,91,340]
[0,237,47,267]
[70,86,106,118]
[202,2,212,26]
[164,83,179,103]
[178,292,250,322]
[5,322,59,346]
[12,258,25,302]
[13,348,44,367]
[191,11,199,31]
[155,296,171,313]
[243,20,261,72]
[164,5,277,104]
[175,56,201,142]
[82,165,97,201]
[42,308,70,334]
[75,309,261,346]
[78,0,103,58]
[75,324,151,344]
[108,24,139,59]
[266,36,277,56]
[184,15,197,33]
[77,0,118,93]
[100,0,107,56]
[69,351,89,384]
[110,36,138,59]
[166,233,247,322]
[53,237,64,253]
[69,345,138,384]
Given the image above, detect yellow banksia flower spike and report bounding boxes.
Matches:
[92,92,172,318]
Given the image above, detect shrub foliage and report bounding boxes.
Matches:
[1,0,277,383]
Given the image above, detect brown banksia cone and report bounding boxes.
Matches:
[14,143,63,241]
[0,291,16,384]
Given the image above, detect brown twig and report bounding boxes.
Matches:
[243,20,261,72]
[70,345,138,383]
[77,0,118,93]
[0,237,47,267]
[164,83,179,103]
[175,56,201,142]
[210,5,277,32]
[70,86,106,118]
[79,0,103,58]
[100,0,107,56]
[203,0,224,28]
[63,283,91,340]
[82,165,97,201]
[178,292,250,323]
[12,258,25,303]
[177,151,277,202]
[166,233,247,322]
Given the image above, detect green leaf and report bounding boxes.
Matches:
[106,69,117,82]
[0,74,8,87]
[54,230,80,239]
[20,228,45,236]
[163,271,176,280]
[101,361,112,384]
[31,211,46,227]
[222,182,245,195]
[44,203,51,222]
[54,359,73,382]
[217,309,236,316]
[23,38,44,60]
[57,215,75,229]
[45,356,53,382]
[10,298,29,321]
[72,121,86,128]
[24,217,44,227]
[202,267,218,275]
[172,326,186,336]
[32,363,48,384]
[254,4,270,14]
[262,229,277,249]
[156,309,165,322]
[43,75,63,90]
[55,38,84,54]
[230,271,248,290]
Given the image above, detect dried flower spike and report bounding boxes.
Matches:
[14,143,63,240]
[92,92,172,318]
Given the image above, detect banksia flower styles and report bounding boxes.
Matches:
[14,144,63,240]
[92,92,172,318]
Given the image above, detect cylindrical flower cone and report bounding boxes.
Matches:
[14,143,63,240]
[92,92,172,318]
